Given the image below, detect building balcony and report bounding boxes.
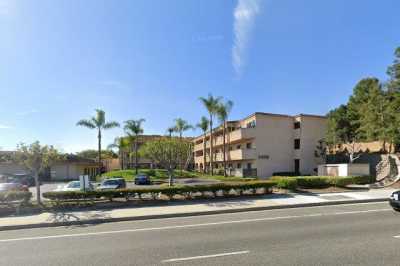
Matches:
[214,148,257,162]
[194,127,256,151]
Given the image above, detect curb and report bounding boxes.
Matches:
[0,197,389,232]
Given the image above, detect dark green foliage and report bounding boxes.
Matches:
[42,181,276,202]
[271,176,375,189]
[326,47,400,152]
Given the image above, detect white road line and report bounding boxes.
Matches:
[162,250,250,263]
[0,208,391,243]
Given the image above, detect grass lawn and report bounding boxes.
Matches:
[100,169,257,182]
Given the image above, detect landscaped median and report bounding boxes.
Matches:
[43,181,276,203]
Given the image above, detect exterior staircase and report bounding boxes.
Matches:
[370,154,400,188]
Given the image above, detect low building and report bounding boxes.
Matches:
[51,155,99,181]
[193,112,327,178]
[0,152,99,181]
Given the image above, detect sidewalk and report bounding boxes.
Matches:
[0,189,394,231]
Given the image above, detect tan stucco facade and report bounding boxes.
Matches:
[194,112,327,178]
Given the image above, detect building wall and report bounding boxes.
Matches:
[0,163,28,175]
[193,112,327,178]
[51,163,98,181]
[253,114,294,177]
[295,115,327,175]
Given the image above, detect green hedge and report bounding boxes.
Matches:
[271,176,375,189]
[43,181,276,202]
[274,177,298,190]
[0,191,32,203]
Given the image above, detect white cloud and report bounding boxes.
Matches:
[16,109,39,116]
[232,0,261,77]
[0,124,13,129]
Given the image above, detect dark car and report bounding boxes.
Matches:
[134,174,151,185]
[9,174,36,187]
[0,183,29,192]
[390,191,400,211]
[97,178,126,191]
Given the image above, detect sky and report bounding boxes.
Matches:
[0,0,399,153]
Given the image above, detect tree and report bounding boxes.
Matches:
[387,47,400,92]
[107,137,130,169]
[76,109,120,174]
[325,105,353,146]
[216,100,233,177]
[140,139,191,186]
[124,119,145,174]
[76,149,117,160]
[14,142,60,204]
[167,127,175,138]
[199,94,222,175]
[173,118,193,176]
[196,116,209,173]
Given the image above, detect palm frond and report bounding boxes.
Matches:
[76,119,96,129]
[103,121,120,129]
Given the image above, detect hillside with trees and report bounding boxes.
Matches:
[326,47,400,153]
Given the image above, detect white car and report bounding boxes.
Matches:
[54,181,94,192]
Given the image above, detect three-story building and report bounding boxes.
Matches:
[193,112,327,178]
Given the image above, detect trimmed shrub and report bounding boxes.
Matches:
[274,177,298,190]
[0,191,32,203]
[42,181,276,202]
[351,175,375,185]
[272,172,298,177]
[296,177,330,188]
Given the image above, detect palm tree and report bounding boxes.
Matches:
[124,119,145,174]
[77,109,120,174]
[196,116,209,173]
[216,100,234,177]
[173,118,193,176]
[107,137,130,170]
[199,94,222,175]
[167,126,175,138]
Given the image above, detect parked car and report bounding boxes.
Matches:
[54,181,94,192]
[0,183,29,192]
[390,191,400,211]
[8,174,36,187]
[134,174,151,185]
[97,178,126,191]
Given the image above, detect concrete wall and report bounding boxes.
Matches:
[318,164,370,177]
[296,115,327,175]
[254,114,294,177]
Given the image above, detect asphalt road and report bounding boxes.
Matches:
[0,202,399,265]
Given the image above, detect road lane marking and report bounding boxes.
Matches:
[162,250,250,263]
[0,208,391,243]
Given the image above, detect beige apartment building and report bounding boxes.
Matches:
[193,112,327,178]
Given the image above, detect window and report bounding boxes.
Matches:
[246,143,252,149]
[294,139,300,149]
[247,163,252,169]
[294,122,301,129]
[246,120,256,128]
[237,163,242,169]
[229,146,233,151]
[228,163,232,168]
[236,145,241,149]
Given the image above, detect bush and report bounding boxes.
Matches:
[272,172,298,177]
[273,177,298,190]
[296,177,330,188]
[0,191,32,203]
[43,181,276,202]
[351,175,375,185]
